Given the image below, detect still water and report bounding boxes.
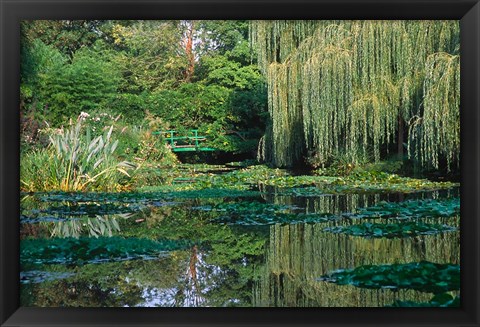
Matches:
[19,169,460,307]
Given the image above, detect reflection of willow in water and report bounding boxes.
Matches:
[304,194,380,215]
[260,186,381,214]
[253,223,460,307]
[260,187,460,216]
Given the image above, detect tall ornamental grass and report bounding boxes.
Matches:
[21,118,136,192]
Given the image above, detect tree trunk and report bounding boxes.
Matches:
[184,21,196,82]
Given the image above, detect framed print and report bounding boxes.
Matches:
[1,0,479,326]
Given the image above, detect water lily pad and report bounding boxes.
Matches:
[38,203,146,217]
[20,270,76,284]
[212,201,300,214]
[324,222,457,238]
[343,198,459,220]
[20,215,73,224]
[387,293,460,307]
[281,175,458,196]
[21,237,192,265]
[214,212,338,226]
[318,261,460,293]
[32,188,260,203]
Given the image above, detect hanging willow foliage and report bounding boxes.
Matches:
[250,20,460,171]
[409,52,460,170]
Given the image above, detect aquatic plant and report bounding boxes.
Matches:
[318,261,460,293]
[324,221,457,238]
[20,270,76,284]
[212,201,299,214]
[203,200,335,225]
[21,237,192,265]
[32,188,260,204]
[213,212,338,226]
[387,293,459,307]
[283,173,458,196]
[250,21,460,171]
[180,164,457,194]
[37,202,145,217]
[342,198,459,220]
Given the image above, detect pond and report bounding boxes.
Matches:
[19,164,460,307]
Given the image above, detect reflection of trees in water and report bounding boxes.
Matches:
[305,194,379,215]
[21,275,144,307]
[47,215,124,238]
[261,190,459,218]
[20,223,48,239]
[132,245,248,307]
[254,223,460,307]
[260,185,383,215]
[173,238,266,307]
[113,222,267,307]
[260,186,459,217]
[130,206,268,307]
[175,244,205,307]
[186,246,202,305]
[22,189,459,307]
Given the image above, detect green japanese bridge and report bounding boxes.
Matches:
[153,130,217,152]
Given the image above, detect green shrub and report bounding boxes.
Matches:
[37,47,120,126]
[136,131,179,165]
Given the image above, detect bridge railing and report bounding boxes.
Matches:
[152,129,252,152]
[152,130,215,152]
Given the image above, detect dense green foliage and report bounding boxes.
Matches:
[251,21,460,172]
[21,20,267,158]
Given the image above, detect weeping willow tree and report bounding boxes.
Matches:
[250,20,460,171]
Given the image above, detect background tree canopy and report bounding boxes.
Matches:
[20,20,268,154]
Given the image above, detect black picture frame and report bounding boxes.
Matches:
[1,0,479,326]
